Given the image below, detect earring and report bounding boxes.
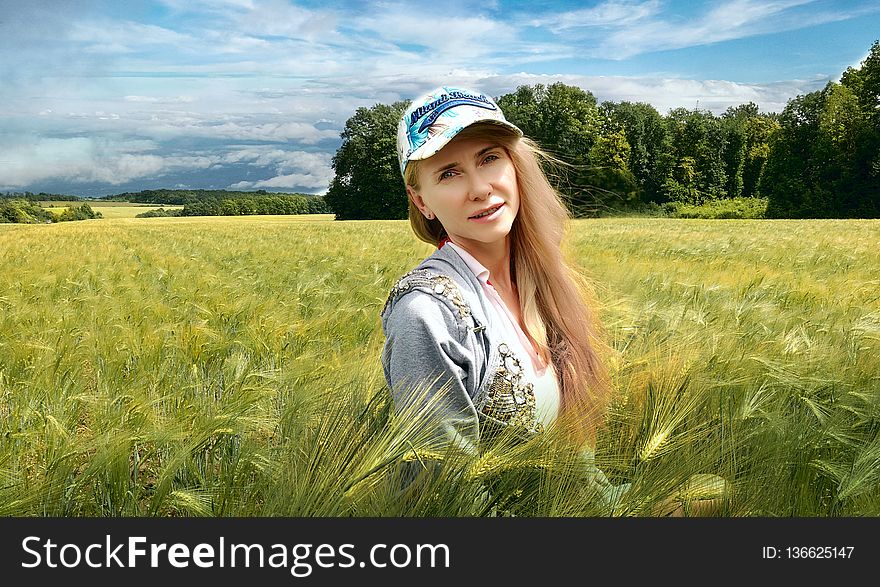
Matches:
[426,213,434,220]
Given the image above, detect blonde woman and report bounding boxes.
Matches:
[381,86,721,515]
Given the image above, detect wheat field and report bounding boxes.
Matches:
[1,216,878,516]
[40,202,185,219]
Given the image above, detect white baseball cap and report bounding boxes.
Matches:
[396,86,523,176]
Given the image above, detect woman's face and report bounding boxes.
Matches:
[407,135,519,249]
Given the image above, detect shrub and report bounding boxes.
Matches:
[135,208,183,218]
[667,197,768,219]
[56,204,103,222]
[0,200,56,224]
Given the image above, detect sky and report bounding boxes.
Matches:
[1,0,878,197]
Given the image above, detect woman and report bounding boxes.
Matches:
[381,86,721,515]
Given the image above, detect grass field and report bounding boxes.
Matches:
[40,202,185,219]
[1,216,878,516]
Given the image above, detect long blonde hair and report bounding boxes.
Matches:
[403,123,611,446]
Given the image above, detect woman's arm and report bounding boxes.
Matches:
[382,290,481,457]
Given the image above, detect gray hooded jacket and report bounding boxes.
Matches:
[380,244,630,510]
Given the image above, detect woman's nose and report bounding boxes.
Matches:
[467,173,491,201]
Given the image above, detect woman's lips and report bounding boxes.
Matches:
[469,203,504,222]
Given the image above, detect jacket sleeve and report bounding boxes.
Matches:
[579,446,631,514]
[382,290,481,458]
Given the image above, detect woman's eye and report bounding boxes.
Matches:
[439,170,456,181]
[482,153,500,164]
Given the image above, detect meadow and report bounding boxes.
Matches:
[1,215,878,516]
[40,201,185,219]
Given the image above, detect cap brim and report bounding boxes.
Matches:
[405,119,523,166]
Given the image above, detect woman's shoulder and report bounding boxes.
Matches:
[382,267,472,322]
[380,248,488,343]
[383,246,477,311]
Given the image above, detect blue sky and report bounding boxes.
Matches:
[1,0,878,197]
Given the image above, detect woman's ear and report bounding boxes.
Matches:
[407,186,433,219]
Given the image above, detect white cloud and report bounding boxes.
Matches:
[542,0,873,59]
[0,136,333,191]
[511,0,880,61]
[225,148,333,191]
[178,121,338,143]
[205,33,274,54]
[158,0,256,10]
[353,10,517,59]
[22,106,341,144]
[221,147,326,167]
[0,136,219,188]
[229,173,329,191]
[596,0,813,58]
[124,95,196,103]
[474,71,828,114]
[234,0,338,39]
[0,137,162,187]
[526,0,662,29]
[0,133,335,193]
[68,20,194,52]
[0,65,828,193]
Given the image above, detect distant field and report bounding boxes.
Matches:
[39,202,333,220]
[40,201,185,219]
[1,216,878,516]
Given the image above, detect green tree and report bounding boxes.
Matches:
[764,51,879,219]
[717,103,780,200]
[819,84,861,211]
[662,108,727,204]
[325,101,408,220]
[841,40,880,128]
[220,199,240,216]
[497,82,599,161]
[720,103,759,199]
[0,200,55,223]
[762,89,826,217]
[494,85,543,140]
[497,82,601,212]
[840,40,880,215]
[742,115,780,198]
[586,129,638,208]
[601,101,667,203]
[661,156,701,204]
[57,203,102,221]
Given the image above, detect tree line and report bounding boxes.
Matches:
[103,188,326,208]
[326,40,879,220]
[138,193,330,217]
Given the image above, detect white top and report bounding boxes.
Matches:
[446,242,560,428]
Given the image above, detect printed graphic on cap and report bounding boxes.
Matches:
[397,86,521,175]
[413,93,496,133]
[404,89,497,159]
